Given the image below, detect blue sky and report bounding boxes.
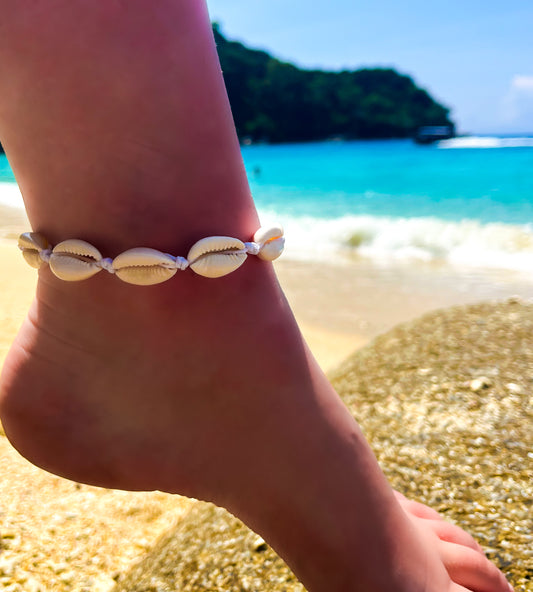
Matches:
[206,0,533,135]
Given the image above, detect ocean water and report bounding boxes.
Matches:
[243,137,533,273]
[1,136,533,274]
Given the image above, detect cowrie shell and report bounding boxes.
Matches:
[112,247,177,285]
[18,232,50,269]
[253,225,284,245]
[253,225,285,261]
[187,236,247,278]
[18,232,50,252]
[49,239,103,281]
[257,236,285,261]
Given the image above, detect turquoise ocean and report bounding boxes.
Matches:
[2,135,533,275]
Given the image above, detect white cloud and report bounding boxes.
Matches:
[501,75,533,130]
[511,75,533,93]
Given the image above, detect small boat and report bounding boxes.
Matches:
[414,125,454,144]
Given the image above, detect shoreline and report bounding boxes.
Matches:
[274,257,533,366]
[0,203,29,241]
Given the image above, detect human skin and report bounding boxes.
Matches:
[0,2,512,591]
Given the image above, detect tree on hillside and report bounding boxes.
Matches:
[213,24,453,143]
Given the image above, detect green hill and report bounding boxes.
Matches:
[214,24,454,143]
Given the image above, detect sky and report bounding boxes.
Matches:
[206,0,533,135]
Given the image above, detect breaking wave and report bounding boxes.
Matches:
[0,182,23,210]
[258,209,533,274]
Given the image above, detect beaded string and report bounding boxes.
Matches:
[18,226,284,285]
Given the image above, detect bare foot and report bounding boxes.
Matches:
[0,1,513,589]
[0,259,298,497]
[0,262,513,592]
[394,492,513,592]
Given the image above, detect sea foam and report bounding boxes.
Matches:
[438,136,533,149]
[0,182,23,210]
[258,209,533,274]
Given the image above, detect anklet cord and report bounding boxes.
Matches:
[18,225,284,285]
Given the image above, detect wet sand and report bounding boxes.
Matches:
[275,257,533,370]
[0,203,28,241]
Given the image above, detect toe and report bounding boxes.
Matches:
[440,541,512,592]
[429,519,484,553]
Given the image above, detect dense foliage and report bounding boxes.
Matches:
[214,24,454,143]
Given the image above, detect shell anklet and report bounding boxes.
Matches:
[18,225,284,285]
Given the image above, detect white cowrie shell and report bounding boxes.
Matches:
[253,225,285,261]
[18,232,50,252]
[18,232,50,269]
[253,225,284,245]
[257,236,285,261]
[187,236,247,278]
[112,247,177,285]
[49,239,103,281]
[22,250,44,269]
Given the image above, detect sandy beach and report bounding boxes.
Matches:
[275,256,533,371]
[1,227,532,591]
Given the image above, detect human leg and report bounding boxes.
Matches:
[0,2,512,590]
